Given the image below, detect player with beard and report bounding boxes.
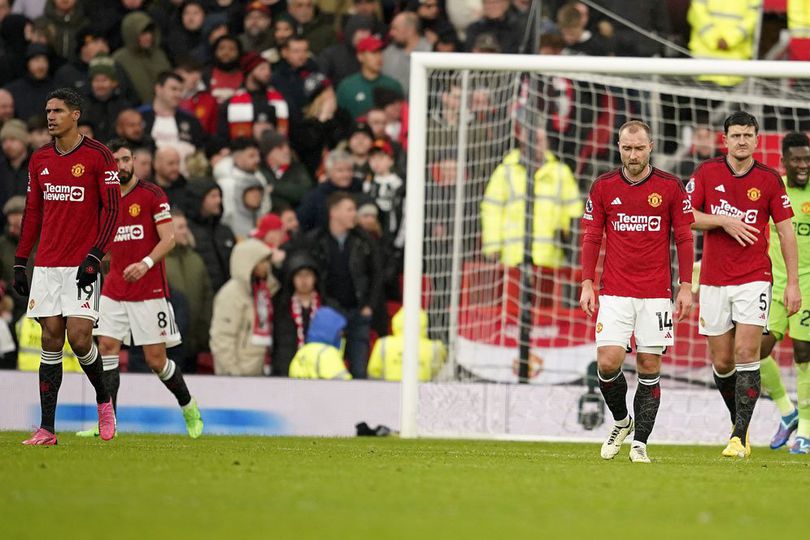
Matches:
[218,51,290,141]
[14,88,120,445]
[580,120,694,463]
[76,139,203,438]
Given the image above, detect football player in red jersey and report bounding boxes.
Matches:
[690,111,801,458]
[12,88,119,445]
[75,139,203,439]
[580,120,694,463]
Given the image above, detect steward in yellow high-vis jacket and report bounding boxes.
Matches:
[687,0,762,86]
[368,307,446,382]
[289,306,352,380]
[17,316,81,372]
[481,132,582,268]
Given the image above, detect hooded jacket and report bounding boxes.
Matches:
[272,252,320,376]
[288,306,351,380]
[185,178,236,291]
[210,238,280,376]
[368,307,446,382]
[44,0,89,62]
[222,170,264,239]
[112,11,172,103]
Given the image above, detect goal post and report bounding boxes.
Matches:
[401,53,810,441]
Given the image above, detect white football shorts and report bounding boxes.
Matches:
[698,281,771,336]
[94,295,182,347]
[27,266,100,321]
[595,295,674,354]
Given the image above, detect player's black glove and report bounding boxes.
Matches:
[12,257,29,296]
[76,249,103,289]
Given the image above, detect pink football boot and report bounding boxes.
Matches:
[22,427,57,445]
[97,400,116,441]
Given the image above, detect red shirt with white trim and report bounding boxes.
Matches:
[581,167,695,299]
[102,181,172,301]
[688,157,793,286]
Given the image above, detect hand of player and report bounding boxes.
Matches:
[720,216,758,246]
[76,253,101,288]
[579,281,597,317]
[123,261,149,282]
[12,264,29,296]
[674,283,693,322]
[784,282,802,317]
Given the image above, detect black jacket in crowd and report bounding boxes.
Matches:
[185,178,236,292]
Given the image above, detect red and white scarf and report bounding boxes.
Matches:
[251,279,274,347]
[291,293,320,348]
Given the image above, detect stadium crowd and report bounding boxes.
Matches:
[0,0,801,378]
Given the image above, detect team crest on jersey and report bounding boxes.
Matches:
[129,203,141,217]
[647,192,662,208]
[747,187,761,201]
[71,163,85,177]
[802,202,810,214]
[596,322,603,333]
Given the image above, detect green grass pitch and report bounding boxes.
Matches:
[1,432,809,539]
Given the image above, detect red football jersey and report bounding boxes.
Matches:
[17,137,120,267]
[103,181,172,301]
[689,157,793,286]
[582,167,695,298]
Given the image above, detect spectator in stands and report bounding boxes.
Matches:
[687,0,759,86]
[164,207,213,373]
[259,130,314,210]
[677,125,720,179]
[165,0,208,64]
[0,195,26,324]
[279,205,300,236]
[219,51,289,141]
[251,212,289,249]
[383,11,431,97]
[346,120,373,185]
[205,34,244,104]
[368,308,446,381]
[557,2,614,56]
[9,0,41,19]
[4,44,56,122]
[355,201,398,336]
[481,127,582,304]
[365,139,405,241]
[132,145,153,182]
[365,106,405,176]
[115,108,152,149]
[271,36,324,122]
[54,27,130,99]
[43,0,88,62]
[153,146,190,210]
[373,86,408,150]
[470,32,501,53]
[272,252,321,377]
[296,191,381,378]
[286,0,336,55]
[98,0,150,51]
[82,55,132,143]
[336,35,403,119]
[26,116,49,150]
[273,13,296,49]
[221,140,267,239]
[408,0,457,47]
[210,237,279,376]
[0,90,13,126]
[592,1,671,57]
[288,306,351,379]
[187,178,236,291]
[297,149,363,232]
[176,57,219,137]
[0,120,30,200]
[239,1,275,55]
[113,11,173,104]
[317,14,374,87]
[464,0,522,53]
[294,75,351,176]
[0,14,31,88]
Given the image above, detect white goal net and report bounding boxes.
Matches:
[401,54,810,443]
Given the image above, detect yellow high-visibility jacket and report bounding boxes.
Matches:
[368,308,446,382]
[481,149,582,268]
[789,0,810,39]
[687,0,762,86]
[289,343,352,380]
[16,316,81,372]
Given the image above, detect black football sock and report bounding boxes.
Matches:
[77,344,110,404]
[633,372,661,445]
[598,368,629,424]
[101,355,120,412]
[713,365,737,424]
[733,362,761,444]
[157,359,191,407]
[39,350,64,433]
